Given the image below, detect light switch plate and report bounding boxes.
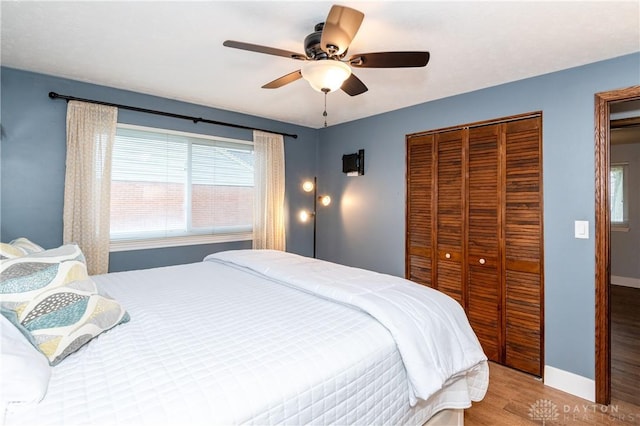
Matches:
[575,220,589,239]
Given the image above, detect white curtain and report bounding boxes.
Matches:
[63,101,117,275]
[252,130,286,251]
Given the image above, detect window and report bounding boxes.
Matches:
[610,163,629,230]
[110,124,253,250]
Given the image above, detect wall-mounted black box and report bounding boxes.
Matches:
[342,149,364,176]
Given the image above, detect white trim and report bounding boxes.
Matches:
[611,275,640,289]
[544,365,595,402]
[109,232,252,252]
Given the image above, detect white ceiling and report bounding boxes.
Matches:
[2,1,639,129]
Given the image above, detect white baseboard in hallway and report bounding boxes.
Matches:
[611,276,640,289]
[544,365,595,402]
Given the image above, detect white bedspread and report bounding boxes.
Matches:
[4,250,488,426]
[206,250,488,406]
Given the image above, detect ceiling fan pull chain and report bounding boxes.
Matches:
[322,88,329,127]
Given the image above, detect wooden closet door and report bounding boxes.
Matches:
[466,124,502,362]
[406,113,543,377]
[435,130,465,305]
[406,134,434,286]
[504,117,543,376]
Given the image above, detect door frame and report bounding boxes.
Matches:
[594,85,640,405]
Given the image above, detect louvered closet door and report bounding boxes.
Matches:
[466,125,502,362]
[406,135,434,286]
[435,130,464,305]
[504,117,543,376]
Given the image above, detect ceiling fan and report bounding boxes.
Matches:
[223,4,430,97]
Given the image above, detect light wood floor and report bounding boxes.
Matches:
[465,362,640,425]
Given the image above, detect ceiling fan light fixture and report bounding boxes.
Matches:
[301,60,351,93]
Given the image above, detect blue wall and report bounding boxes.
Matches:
[315,53,640,381]
[0,67,319,270]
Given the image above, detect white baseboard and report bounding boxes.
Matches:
[611,275,640,289]
[544,365,595,402]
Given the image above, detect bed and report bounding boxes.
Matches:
[1,246,488,426]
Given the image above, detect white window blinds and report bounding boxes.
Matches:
[110,125,254,243]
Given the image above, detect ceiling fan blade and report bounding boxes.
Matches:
[320,5,364,56]
[262,70,303,89]
[341,73,368,96]
[223,40,307,60]
[349,52,430,68]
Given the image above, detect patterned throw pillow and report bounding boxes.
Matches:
[9,237,45,255]
[0,237,45,260]
[0,243,25,260]
[0,244,129,365]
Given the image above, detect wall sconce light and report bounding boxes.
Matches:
[299,176,331,258]
[342,149,365,176]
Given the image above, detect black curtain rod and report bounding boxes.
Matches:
[48,92,298,139]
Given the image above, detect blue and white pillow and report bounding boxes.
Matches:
[0,237,45,260]
[0,244,129,365]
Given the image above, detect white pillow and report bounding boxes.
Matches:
[0,314,51,408]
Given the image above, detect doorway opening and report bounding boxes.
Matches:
[594,85,640,405]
